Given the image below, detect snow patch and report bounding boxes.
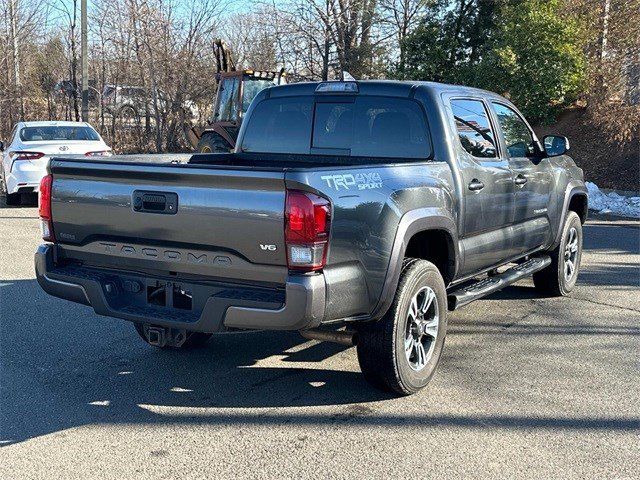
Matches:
[586,182,640,218]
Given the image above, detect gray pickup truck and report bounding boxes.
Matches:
[35,80,587,395]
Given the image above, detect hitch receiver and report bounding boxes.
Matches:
[144,325,187,348]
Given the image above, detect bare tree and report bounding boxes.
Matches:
[52,0,82,120]
[0,0,47,127]
[8,0,23,117]
[261,0,387,80]
[379,0,427,70]
[222,10,277,70]
[566,0,640,142]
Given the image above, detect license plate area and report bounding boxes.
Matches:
[172,284,193,310]
[146,281,192,311]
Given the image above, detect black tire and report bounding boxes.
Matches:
[0,176,19,207]
[133,322,213,349]
[117,105,143,133]
[533,211,583,296]
[0,180,7,207]
[119,105,140,122]
[356,259,448,396]
[196,132,231,153]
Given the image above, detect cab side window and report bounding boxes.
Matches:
[451,99,497,159]
[491,103,535,158]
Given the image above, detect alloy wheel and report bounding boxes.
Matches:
[564,226,579,281]
[404,286,439,371]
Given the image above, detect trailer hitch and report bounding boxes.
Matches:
[144,325,187,348]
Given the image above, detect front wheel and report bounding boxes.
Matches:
[356,259,448,396]
[533,211,583,296]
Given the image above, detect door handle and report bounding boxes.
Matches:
[468,179,485,191]
[514,175,528,186]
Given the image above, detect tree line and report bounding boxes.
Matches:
[1,0,637,153]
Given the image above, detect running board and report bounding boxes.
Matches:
[447,255,551,310]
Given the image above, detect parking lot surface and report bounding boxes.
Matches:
[1,206,638,479]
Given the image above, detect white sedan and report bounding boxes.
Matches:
[0,121,111,205]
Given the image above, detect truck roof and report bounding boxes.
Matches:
[266,79,508,103]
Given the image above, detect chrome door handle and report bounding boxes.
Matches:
[468,179,485,191]
[514,175,528,186]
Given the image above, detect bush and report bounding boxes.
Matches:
[396,0,586,123]
[478,0,585,122]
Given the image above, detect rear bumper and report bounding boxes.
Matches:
[6,162,46,194]
[35,244,325,332]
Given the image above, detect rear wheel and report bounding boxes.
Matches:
[356,259,448,396]
[0,176,19,207]
[196,132,231,153]
[533,211,583,296]
[133,322,212,349]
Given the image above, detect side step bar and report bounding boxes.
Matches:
[447,255,551,310]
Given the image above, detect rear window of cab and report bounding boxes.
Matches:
[240,96,432,159]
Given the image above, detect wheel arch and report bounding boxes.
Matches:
[369,209,459,321]
[552,182,588,248]
[405,229,456,285]
[569,192,588,224]
[119,104,138,115]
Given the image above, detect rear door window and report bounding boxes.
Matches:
[241,96,431,159]
[451,99,497,158]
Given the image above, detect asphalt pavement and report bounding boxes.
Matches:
[1,206,638,479]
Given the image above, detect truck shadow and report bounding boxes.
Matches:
[3,277,639,447]
[1,278,399,445]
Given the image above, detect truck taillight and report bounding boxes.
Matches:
[38,174,54,242]
[285,190,331,272]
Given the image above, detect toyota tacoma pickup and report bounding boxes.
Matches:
[35,80,588,395]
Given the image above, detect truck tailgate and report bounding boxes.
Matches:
[49,158,288,284]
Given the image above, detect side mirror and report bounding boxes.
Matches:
[543,135,570,157]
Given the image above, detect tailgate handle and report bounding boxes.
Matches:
[143,193,166,209]
[133,190,178,214]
